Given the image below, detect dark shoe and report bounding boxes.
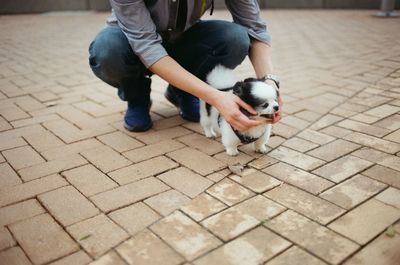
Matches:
[123,101,153,132]
[164,86,200,122]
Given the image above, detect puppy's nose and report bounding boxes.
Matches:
[273,105,279,112]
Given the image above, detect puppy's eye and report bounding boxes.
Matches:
[262,103,269,108]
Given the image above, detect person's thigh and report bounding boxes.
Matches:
[168,20,251,80]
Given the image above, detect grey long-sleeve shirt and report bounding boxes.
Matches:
[107,0,271,68]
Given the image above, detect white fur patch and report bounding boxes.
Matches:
[206,64,237,89]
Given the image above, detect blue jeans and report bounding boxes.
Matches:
[88,20,250,102]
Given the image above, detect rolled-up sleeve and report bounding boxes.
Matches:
[110,0,168,68]
[225,0,271,45]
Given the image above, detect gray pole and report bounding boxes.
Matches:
[375,0,399,17]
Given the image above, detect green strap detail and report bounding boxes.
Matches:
[200,0,207,15]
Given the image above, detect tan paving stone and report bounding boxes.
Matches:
[62,164,118,196]
[145,190,191,216]
[344,233,400,265]
[9,213,79,265]
[264,162,333,194]
[0,136,26,151]
[373,114,400,130]
[157,167,213,198]
[378,155,400,171]
[0,116,12,131]
[49,251,92,265]
[297,129,336,145]
[168,147,226,176]
[18,154,87,181]
[108,202,161,236]
[181,193,227,222]
[150,211,222,260]
[384,129,400,143]
[97,131,144,152]
[264,184,344,224]
[213,151,254,166]
[108,156,178,184]
[0,174,67,207]
[206,178,254,206]
[177,133,225,155]
[230,168,282,193]
[282,137,319,152]
[123,139,184,163]
[310,114,344,130]
[0,247,32,265]
[117,229,184,265]
[0,199,45,227]
[0,226,16,251]
[0,163,21,189]
[344,132,400,154]
[272,123,299,138]
[337,119,392,137]
[266,246,328,265]
[364,104,400,118]
[193,226,291,265]
[307,139,360,162]
[67,214,129,258]
[351,147,390,163]
[328,199,400,244]
[90,177,169,212]
[269,146,325,171]
[135,126,191,144]
[375,187,400,209]
[2,145,45,170]
[23,130,65,152]
[320,125,353,138]
[89,251,127,265]
[80,145,131,173]
[312,155,373,183]
[265,210,359,264]
[41,138,102,160]
[38,186,99,226]
[248,155,278,170]
[320,175,387,209]
[363,165,400,189]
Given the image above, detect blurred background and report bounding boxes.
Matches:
[1,0,400,14]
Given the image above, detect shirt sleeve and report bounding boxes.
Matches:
[110,0,168,68]
[225,0,271,45]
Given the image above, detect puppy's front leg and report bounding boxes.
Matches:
[254,125,272,154]
[221,122,240,156]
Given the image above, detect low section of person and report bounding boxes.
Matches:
[89,0,281,132]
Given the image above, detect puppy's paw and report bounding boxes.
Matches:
[204,129,217,138]
[226,147,239,156]
[255,145,268,154]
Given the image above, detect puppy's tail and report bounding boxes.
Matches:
[206,65,237,90]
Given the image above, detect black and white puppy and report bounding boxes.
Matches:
[200,65,280,156]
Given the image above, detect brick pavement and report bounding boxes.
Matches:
[0,10,400,265]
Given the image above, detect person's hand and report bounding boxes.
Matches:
[212,91,264,132]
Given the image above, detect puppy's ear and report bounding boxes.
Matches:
[233,81,243,96]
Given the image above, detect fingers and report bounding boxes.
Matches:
[235,97,257,115]
[229,112,264,132]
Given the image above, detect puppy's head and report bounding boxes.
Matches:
[233,78,279,119]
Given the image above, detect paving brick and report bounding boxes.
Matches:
[0,162,21,189]
[117,229,184,265]
[3,145,45,170]
[344,132,400,154]
[384,128,400,143]
[248,155,278,170]
[230,168,282,193]
[264,184,345,224]
[181,193,227,222]
[109,156,178,185]
[157,167,213,198]
[378,154,400,171]
[89,251,126,265]
[344,233,400,265]
[281,115,310,130]
[168,147,225,176]
[297,129,336,145]
[320,175,387,209]
[193,226,291,265]
[373,114,400,130]
[272,123,299,138]
[0,226,16,251]
[41,138,102,160]
[80,145,131,173]
[123,139,184,163]
[207,169,230,182]
[265,210,359,264]
[266,246,328,265]
[364,104,400,118]
[38,186,99,226]
[337,119,392,137]
[62,164,118,197]
[0,174,67,207]
[363,165,400,189]
[269,146,325,171]
[49,251,92,265]
[150,211,222,260]
[90,177,170,212]
[282,137,319,152]
[145,190,191,216]
[0,116,12,131]
[0,247,32,265]
[135,126,191,144]
[310,114,344,130]
[0,199,45,227]
[9,214,79,265]
[23,130,65,152]
[328,199,400,244]
[206,178,254,206]
[351,147,390,163]
[18,154,87,181]
[97,131,144,152]
[375,187,400,209]
[177,133,225,155]
[213,151,254,166]
[108,202,161,236]
[312,155,373,183]
[264,162,333,194]
[307,139,360,162]
[0,135,26,151]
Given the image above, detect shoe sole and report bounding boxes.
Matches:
[123,121,153,132]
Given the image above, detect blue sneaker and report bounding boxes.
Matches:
[123,101,153,132]
[165,86,200,122]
